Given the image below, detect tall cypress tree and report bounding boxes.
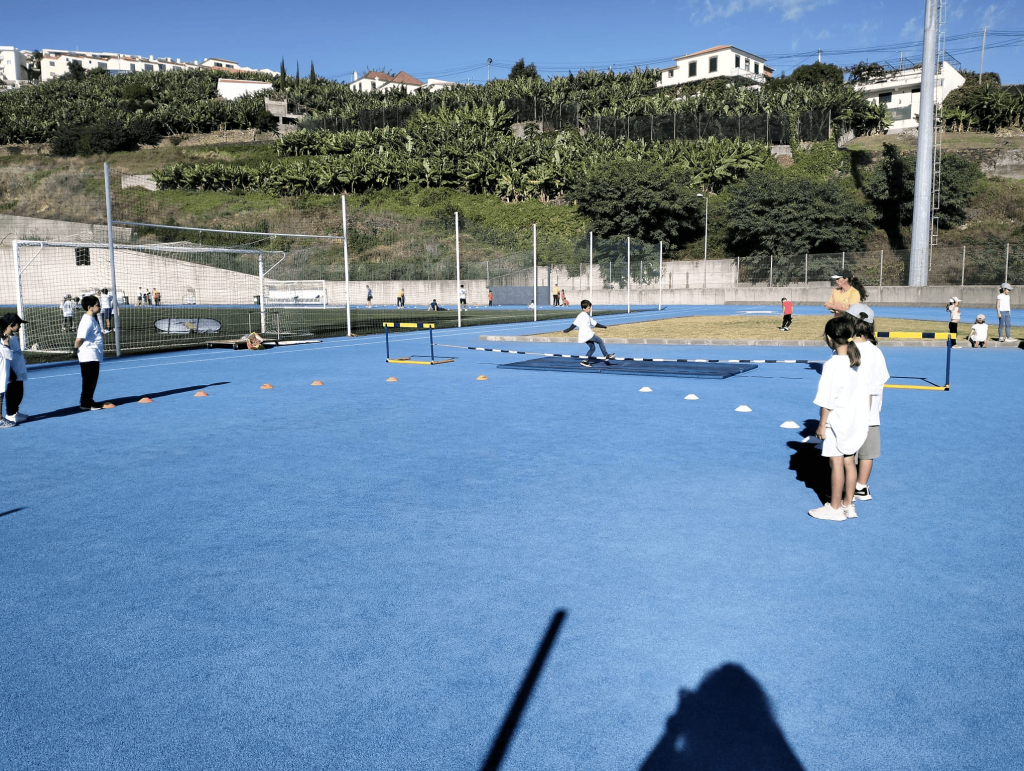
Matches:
[279,58,287,90]
[295,60,300,84]
[309,61,317,83]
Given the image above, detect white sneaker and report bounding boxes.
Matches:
[0,417,15,428]
[1007,337,1017,342]
[998,337,1005,342]
[808,503,846,521]
[843,503,858,519]
[853,485,872,501]
[5,413,28,424]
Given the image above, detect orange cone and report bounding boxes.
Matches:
[194,391,208,397]
[138,397,153,404]
[386,377,398,382]
[476,375,488,381]
[260,383,274,389]
[311,380,324,386]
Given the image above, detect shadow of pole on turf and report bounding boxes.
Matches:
[26,382,231,423]
[787,419,831,505]
[637,663,805,771]
[0,507,26,518]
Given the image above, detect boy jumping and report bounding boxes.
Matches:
[564,300,614,367]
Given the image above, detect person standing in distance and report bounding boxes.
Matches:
[99,288,114,331]
[996,283,1014,342]
[824,269,867,317]
[74,295,106,411]
[0,313,30,427]
[552,282,561,306]
[459,284,467,309]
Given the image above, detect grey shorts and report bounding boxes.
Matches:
[858,425,881,460]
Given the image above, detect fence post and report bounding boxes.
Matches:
[258,252,266,334]
[1007,243,1011,282]
[961,246,966,287]
[342,194,352,336]
[627,237,631,313]
[879,250,884,300]
[103,163,122,357]
[804,253,808,286]
[658,241,663,311]
[455,211,461,328]
[842,252,845,270]
[12,240,26,351]
[589,232,593,296]
[769,255,773,287]
[533,224,537,323]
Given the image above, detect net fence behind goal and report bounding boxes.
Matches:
[4,240,355,360]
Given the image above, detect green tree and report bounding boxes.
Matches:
[574,157,701,246]
[727,170,874,257]
[788,62,845,88]
[61,60,87,81]
[846,62,888,84]
[279,58,287,89]
[508,58,540,80]
[309,61,317,83]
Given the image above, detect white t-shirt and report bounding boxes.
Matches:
[61,300,75,317]
[99,293,112,309]
[813,355,869,455]
[997,294,1011,313]
[76,314,104,362]
[948,305,960,322]
[969,323,988,341]
[573,311,597,343]
[459,288,466,300]
[856,342,889,426]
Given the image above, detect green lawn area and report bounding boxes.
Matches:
[529,314,1024,342]
[845,132,1024,153]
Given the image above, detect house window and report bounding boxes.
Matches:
[667,70,673,78]
[911,88,920,94]
[709,56,718,73]
[744,58,750,71]
[735,55,740,68]
[129,63,135,71]
[75,247,91,266]
[159,64,165,71]
[49,61,54,66]
[688,61,696,77]
[144,64,153,71]
[754,63,759,74]
[97,62,106,70]
[878,92,893,105]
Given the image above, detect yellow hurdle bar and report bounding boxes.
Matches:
[386,358,455,365]
[383,322,436,329]
[877,331,955,339]
[885,384,950,391]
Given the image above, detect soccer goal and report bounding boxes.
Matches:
[263,280,328,309]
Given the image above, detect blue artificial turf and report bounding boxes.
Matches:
[1,307,1022,771]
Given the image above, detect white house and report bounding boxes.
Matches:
[0,47,32,87]
[349,70,425,93]
[217,78,273,100]
[853,61,965,132]
[658,45,773,88]
[32,49,272,81]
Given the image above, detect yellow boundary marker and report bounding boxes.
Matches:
[885,383,950,391]
[879,331,953,391]
[386,357,455,365]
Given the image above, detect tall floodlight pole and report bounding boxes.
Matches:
[532,224,538,322]
[589,232,593,297]
[103,162,122,356]
[658,241,663,311]
[455,211,461,328]
[697,193,709,290]
[909,0,940,287]
[342,195,352,336]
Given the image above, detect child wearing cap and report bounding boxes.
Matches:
[968,315,988,348]
[61,294,75,332]
[996,283,1014,342]
[847,304,889,504]
[824,269,868,316]
[945,297,961,347]
[0,313,29,427]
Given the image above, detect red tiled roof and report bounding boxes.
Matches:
[684,45,733,57]
[362,70,424,86]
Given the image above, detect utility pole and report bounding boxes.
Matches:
[817,49,822,63]
[979,26,987,84]
[487,58,492,83]
[908,0,940,287]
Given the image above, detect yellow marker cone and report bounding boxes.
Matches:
[477,375,488,381]
[102,402,116,409]
[138,397,153,404]
[386,377,398,382]
[311,380,324,386]
[260,384,274,389]
[194,391,208,397]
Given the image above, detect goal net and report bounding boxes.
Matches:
[2,239,281,359]
[264,280,328,308]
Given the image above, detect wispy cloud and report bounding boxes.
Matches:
[692,0,835,23]
[901,17,922,39]
[981,3,999,26]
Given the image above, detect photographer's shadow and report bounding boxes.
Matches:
[639,664,804,771]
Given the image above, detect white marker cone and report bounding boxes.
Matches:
[639,386,653,392]
[735,405,752,412]
[780,420,800,429]
[684,394,699,400]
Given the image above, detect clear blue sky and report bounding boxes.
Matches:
[6,0,1023,84]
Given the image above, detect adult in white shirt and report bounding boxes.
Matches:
[563,300,615,367]
[996,283,1014,342]
[74,295,105,411]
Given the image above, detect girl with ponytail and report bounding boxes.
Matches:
[825,269,868,316]
[808,315,870,521]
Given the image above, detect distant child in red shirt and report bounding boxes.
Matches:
[779,297,793,331]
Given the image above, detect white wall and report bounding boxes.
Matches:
[217,80,273,100]
[659,48,767,88]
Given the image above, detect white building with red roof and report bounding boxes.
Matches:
[658,45,772,88]
[349,70,433,94]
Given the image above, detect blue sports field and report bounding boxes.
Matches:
[1,306,1021,770]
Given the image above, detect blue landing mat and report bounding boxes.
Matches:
[497,357,757,378]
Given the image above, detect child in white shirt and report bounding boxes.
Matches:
[968,315,988,348]
[809,315,869,521]
[61,295,75,332]
[0,313,29,427]
[946,297,961,347]
[563,300,615,367]
[847,304,889,504]
[74,295,105,411]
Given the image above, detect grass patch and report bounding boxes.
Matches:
[845,133,1024,153]
[529,314,1024,341]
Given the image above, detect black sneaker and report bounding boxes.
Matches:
[79,404,102,411]
[604,353,616,360]
[853,486,872,501]
[580,360,593,368]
